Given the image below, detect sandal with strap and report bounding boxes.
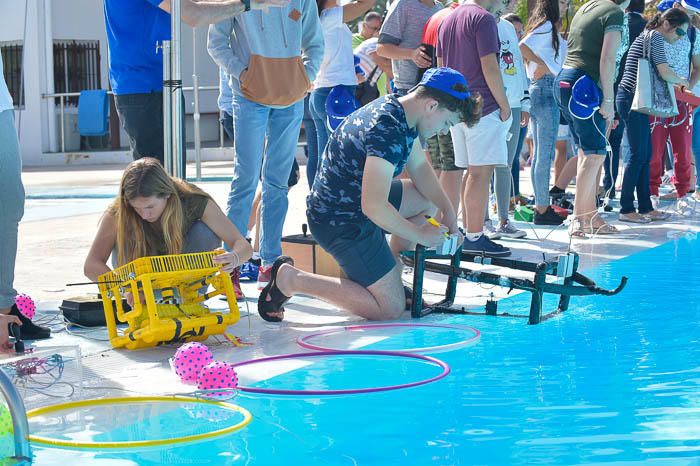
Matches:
[257,256,294,322]
[644,210,671,221]
[584,223,619,235]
[569,218,587,238]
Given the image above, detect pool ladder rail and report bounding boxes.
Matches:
[0,367,31,464]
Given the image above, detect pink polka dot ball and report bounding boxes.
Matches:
[172,342,214,384]
[14,294,35,320]
[196,361,238,399]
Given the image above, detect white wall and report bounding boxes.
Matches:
[52,0,109,92]
[0,0,28,41]
[0,0,48,165]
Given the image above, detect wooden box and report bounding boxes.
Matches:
[281,234,346,278]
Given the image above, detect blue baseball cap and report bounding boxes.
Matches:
[354,54,364,77]
[417,67,471,100]
[681,0,700,13]
[657,0,674,11]
[569,75,601,120]
[326,85,359,131]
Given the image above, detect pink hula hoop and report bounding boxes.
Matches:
[230,350,450,396]
[297,323,481,354]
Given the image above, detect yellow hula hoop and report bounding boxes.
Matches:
[26,396,253,449]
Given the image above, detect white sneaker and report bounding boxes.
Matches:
[483,219,501,240]
[661,169,674,186]
[676,195,695,217]
[650,195,660,210]
[496,220,527,239]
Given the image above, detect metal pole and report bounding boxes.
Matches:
[0,368,31,461]
[171,0,184,179]
[60,95,65,153]
[162,40,173,174]
[193,28,202,181]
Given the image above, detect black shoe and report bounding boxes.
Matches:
[534,206,565,226]
[549,186,567,199]
[462,234,511,257]
[9,304,51,340]
[553,196,574,210]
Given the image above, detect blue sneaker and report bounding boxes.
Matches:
[239,261,259,281]
[462,234,511,257]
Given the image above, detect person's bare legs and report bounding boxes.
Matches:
[554,139,568,182]
[460,171,468,228]
[389,179,437,255]
[254,200,262,252]
[464,165,495,233]
[266,179,435,321]
[574,152,605,227]
[247,188,262,250]
[554,154,578,190]
[275,263,405,320]
[438,170,464,223]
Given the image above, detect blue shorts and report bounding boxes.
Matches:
[309,180,403,287]
[555,68,608,156]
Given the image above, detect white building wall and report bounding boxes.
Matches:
[0,0,47,165]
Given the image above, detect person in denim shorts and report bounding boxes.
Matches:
[555,0,628,235]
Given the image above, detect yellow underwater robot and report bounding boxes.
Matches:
[98,251,239,350]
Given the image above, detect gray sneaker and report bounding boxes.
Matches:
[496,220,526,239]
[483,219,501,240]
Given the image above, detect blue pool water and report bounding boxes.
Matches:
[23,237,700,465]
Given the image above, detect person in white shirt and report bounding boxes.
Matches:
[520,0,568,226]
[308,0,375,185]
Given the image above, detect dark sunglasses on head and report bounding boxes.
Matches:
[676,27,687,37]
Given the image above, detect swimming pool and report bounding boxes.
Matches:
[16,236,700,465]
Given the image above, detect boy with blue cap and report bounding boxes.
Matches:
[256,67,481,322]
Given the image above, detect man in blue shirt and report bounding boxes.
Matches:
[104,0,288,172]
[257,68,481,322]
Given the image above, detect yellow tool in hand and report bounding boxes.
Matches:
[424,215,450,238]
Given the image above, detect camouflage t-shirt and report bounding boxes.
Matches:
[306,95,417,226]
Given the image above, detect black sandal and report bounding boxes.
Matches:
[257,256,294,322]
[403,285,426,311]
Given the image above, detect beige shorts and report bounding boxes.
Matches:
[450,110,512,168]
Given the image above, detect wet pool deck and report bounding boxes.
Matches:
[9,160,700,404]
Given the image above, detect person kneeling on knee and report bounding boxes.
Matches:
[258,68,480,322]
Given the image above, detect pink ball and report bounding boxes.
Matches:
[196,361,238,399]
[172,342,214,384]
[14,294,35,320]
